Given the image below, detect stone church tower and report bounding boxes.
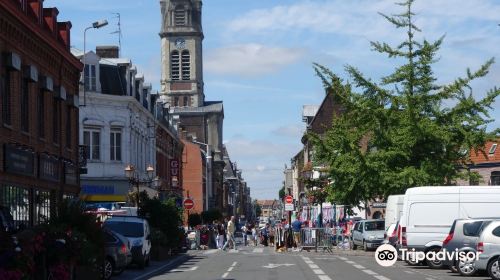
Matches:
[159,0,225,212]
[160,0,204,107]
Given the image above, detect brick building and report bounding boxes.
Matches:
[0,0,81,227]
[456,141,500,186]
[181,140,205,217]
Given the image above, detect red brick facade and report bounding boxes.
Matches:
[156,124,184,198]
[0,0,81,227]
[181,140,205,222]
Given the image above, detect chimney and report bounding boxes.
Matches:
[57,21,72,50]
[96,46,119,58]
[28,0,43,25]
[43,7,59,36]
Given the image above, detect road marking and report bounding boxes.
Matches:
[313,269,325,275]
[362,269,378,275]
[221,272,228,278]
[404,271,414,274]
[132,255,188,280]
[203,249,218,255]
[309,264,320,269]
[374,276,391,280]
[305,260,314,264]
[425,278,435,280]
[253,248,264,253]
[263,263,295,269]
[338,257,348,261]
[318,275,332,280]
[169,266,198,272]
[345,260,356,264]
[231,262,237,267]
[353,264,365,269]
[228,267,234,272]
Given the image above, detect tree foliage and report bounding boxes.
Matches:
[310,0,500,206]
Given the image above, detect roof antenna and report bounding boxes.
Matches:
[110,13,122,56]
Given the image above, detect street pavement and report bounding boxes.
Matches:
[116,246,492,280]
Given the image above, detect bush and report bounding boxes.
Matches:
[188,213,202,228]
[138,195,183,249]
[201,209,222,224]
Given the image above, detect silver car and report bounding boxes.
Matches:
[441,218,497,276]
[474,220,500,280]
[352,219,385,251]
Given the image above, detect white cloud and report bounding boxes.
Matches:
[204,44,305,76]
[272,124,305,138]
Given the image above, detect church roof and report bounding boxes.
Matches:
[172,101,224,115]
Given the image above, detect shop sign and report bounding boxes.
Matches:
[39,154,60,182]
[64,162,78,185]
[371,202,387,208]
[171,159,179,187]
[4,144,35,176]
[81,185,115,195]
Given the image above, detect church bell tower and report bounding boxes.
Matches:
[159,0,204,108]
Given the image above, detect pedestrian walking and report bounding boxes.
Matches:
[292,218,302,251]
[222,216,236,251]
[216,221,226,249]
[252,225,258,246]
[269,225,275,246]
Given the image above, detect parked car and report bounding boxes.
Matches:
[102,228,132,279]
[473,220,500,280]
[383,221,399,248]
[103,216,151,269]
[352,219,385,251]
[398,186,500,268]
[442,218,498,276]
[385,195,404,231]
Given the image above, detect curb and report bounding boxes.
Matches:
[132,253,191,280]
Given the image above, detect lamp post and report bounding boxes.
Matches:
[124,164,159,207]
[82,19,108,107]
[192,140,211,211]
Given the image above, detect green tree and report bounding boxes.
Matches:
[278,185,285,200]
[254,200,262,218]
[188,213,202,227]
[310,0,499,206]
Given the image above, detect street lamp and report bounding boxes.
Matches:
[192,140,211,211]
[82,19,108,106]
[124,164,157,207]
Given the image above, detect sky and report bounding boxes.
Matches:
[49,0,500,199]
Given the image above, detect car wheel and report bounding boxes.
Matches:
[457,252,477,276]
[102,258,114,280]
[488,258,500,280]
[352,242,358,250]
[426,248,444,269]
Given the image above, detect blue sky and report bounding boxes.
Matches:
[49,0,500,199]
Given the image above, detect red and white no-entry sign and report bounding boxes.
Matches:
[284,195,294,211]
[285,195,293,204]
[184,198,194,210]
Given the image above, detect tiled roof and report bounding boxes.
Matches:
[257,199,277,208]
[470,141,500,164]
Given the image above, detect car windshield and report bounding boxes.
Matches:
[85,202,119,211]
[364,221,385,231]
[104,221,143,238]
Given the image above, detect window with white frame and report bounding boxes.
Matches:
[489,143,497,155]
[84,64,96,91]
[83,128,101,160]
[110,129,122,161]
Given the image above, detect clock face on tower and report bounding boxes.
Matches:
[175,38,186,49]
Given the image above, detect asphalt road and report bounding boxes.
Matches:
[117,246,493,280]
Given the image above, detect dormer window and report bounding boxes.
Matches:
[84,64,96,91]
[174,6,186,26]
[489,143,497,155]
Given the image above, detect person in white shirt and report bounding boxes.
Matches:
[222,216,236,250]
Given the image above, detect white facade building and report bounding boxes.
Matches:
[73,47,160,201]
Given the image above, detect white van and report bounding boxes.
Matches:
[385,194,404,230]
[398,186,500,267]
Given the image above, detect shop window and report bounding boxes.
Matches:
[0,185,30,228]
[34,190,51,225]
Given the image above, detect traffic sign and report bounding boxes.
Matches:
[184,198,194,210]
[285,195,293,204]
[284,203,295,211]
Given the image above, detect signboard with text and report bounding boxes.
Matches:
[284,195,294,211]
[4,144,35,177]
[170,159,179,187]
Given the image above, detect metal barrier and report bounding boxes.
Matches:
[299,228,334,253]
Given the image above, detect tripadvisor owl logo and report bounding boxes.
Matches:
[375,244,398,267]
